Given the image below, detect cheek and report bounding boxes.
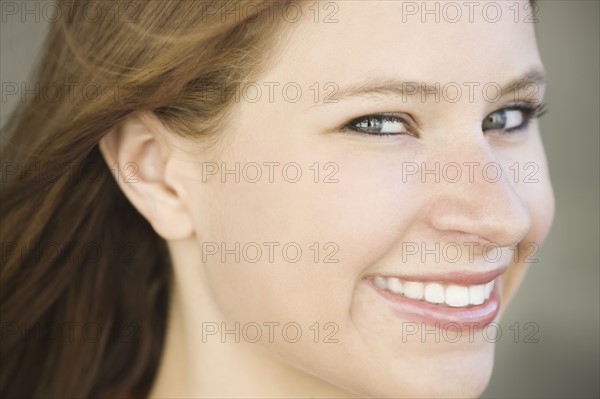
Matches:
[527,161,555,245]
[514,131,556,244]
[190,146,422,323]
[502,133,556,303]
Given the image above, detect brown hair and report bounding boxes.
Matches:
[0,1,293,397]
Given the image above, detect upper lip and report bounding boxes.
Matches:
[369,265,509,286]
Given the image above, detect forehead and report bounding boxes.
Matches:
[268,0,541,85]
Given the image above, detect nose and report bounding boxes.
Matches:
[423,140,532,249]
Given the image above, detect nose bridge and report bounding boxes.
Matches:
[423,137,532,248]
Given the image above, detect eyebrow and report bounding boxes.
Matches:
[316,68,548,105]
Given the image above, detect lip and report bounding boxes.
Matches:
[370,265,508,286]
[367,268,507,330]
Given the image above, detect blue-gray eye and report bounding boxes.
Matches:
[482,109,527,131]
[347,115,408,135]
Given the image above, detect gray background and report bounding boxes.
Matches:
[1,1,598,397]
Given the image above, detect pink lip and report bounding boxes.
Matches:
[370,265,508,286]
[368,275,504,330]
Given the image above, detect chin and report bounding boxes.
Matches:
[367,364,494,399]
[341,338,497,399]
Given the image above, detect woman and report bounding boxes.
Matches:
[1,0,554,398]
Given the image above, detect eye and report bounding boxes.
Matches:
[482,103,547,133]
[343,114,411,136]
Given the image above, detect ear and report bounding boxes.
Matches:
[98,112,194,240]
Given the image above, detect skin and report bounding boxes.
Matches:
[100,1,555,397]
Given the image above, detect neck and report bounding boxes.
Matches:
[148,239,355,398]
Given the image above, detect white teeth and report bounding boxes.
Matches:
[484,280,495,299]
[403,281,424,300]
[424,282,445,304]
[374,276,496,308]
[469,284,486,305]
[445,285,470,307]
[387,277,403,294]
[374,276,387,289]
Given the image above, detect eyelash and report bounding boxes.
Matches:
[341,113,416,138]
[341,102,548,137]
[500,101,547,133]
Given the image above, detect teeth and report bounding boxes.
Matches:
[484,280,495,299]
[403,281,424,300]
[445,285,470,307]
[374,276,496,308]
[469,284,486,305]
[387,277,403,294]
[374,276,387,289]
[424,282,445,304]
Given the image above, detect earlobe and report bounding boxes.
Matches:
[98,113,195,241]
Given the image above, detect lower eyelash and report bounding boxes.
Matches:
[505,102,547,133]
[344,128,405,138]
[343,115,409,136]
[530,102,548,118]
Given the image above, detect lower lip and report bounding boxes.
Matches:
[370,280,501,330]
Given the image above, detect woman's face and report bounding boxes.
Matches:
[175,1,554,397]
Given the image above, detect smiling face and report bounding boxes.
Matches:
[170,1,555,397]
